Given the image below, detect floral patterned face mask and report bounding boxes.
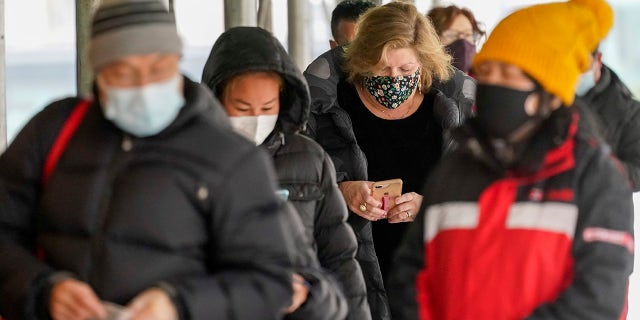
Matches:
[364,69,420,109]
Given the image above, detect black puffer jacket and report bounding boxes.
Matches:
[303,46,476,320]
[202,27,366,320]
[577,64,640,191]
[0,77,297,320]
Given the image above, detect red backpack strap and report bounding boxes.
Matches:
[41,99,92,187]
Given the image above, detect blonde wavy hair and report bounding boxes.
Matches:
[344,1,452,91]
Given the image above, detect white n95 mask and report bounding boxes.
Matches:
[229,115,278,145]
[575,69,596,97]
[101,74,185,137]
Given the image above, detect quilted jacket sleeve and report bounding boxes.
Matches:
[526,143,634,320]
[0,99,80,320]
[615,98,640,191]
[163,148,297,320]
[386,208,425,320]
[314,152,371,320]
[284,199,348,320]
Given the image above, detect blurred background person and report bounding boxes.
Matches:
[329,0,376,49]
[427,5,486,74]
[202,26,368,320]
[576,47,640,191]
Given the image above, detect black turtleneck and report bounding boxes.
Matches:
[338,81,443,280]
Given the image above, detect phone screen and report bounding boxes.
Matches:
[276,189,290,201]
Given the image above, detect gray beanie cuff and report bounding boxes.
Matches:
[89,0,182,72]
[89,24,182,72]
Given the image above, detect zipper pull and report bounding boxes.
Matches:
[121,135,133,152]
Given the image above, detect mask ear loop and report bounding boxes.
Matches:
[94,75,110,109]
[532,84,554,120]
[503,81,556,143]
[492,84,552,168]
[482,79,555,169]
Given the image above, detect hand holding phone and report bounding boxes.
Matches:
[371,179,403,212]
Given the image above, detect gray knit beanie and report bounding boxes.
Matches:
[89,0,182,72]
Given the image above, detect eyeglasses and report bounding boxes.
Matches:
[441,30,482,45]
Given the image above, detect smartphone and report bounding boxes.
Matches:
[103,302,129,320]
[275,189,290,201]
[371,179,403,211]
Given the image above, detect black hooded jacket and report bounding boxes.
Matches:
[0,77,298,319]
[202,27,368,320]
[577,64,640,191]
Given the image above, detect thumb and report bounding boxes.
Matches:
[395,193,412,204]
[127,294,149,314]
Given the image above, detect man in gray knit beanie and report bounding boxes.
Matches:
[89,0,185,138]
[0,0,301,319]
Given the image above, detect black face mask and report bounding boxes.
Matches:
[475,84,539,140]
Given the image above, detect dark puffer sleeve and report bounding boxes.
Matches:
[304,47,368,183]
[578,66,640,192]
[280,200,348,320]
[348,214,390,320]
[615,99,640,191]
[431,68,476,125]
[386,208,425,320]
[526,145,634,320]
[163,148,297,320]
[314,152,371,320]
[303,47,344,120]
[0,99,80,320]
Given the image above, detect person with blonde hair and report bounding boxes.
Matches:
[304,2,472,319]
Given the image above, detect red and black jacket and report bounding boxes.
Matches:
[388,107,634,320]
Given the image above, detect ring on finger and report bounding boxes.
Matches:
[359,203,367,212]
[405,210,411,219]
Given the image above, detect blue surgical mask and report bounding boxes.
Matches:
[575,69,596,97]
[101,74,185,137]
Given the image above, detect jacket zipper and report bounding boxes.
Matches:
[87,134,132,292]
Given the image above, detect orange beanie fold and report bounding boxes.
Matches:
[473,0,614,106]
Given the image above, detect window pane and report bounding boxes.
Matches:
[6,0,76,142]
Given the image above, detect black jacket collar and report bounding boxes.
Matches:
[454,107,574,176]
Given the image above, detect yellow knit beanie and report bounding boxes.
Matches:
[473,0,613,106]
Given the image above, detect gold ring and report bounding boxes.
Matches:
[359,203,367,212]
[406,211,411,219]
